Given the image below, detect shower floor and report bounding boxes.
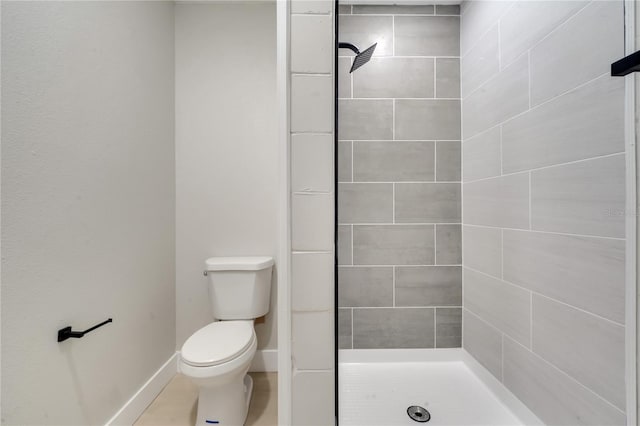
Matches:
[339,350,536,426]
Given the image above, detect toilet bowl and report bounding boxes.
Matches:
[179,256,274,426]
[180,320,257,425]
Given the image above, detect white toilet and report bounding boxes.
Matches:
[179,256,274,426]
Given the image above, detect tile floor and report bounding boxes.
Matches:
[134,373,278,426]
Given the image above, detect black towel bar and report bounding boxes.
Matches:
[57,318,113,342]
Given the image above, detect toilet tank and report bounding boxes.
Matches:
[204,256,274,320]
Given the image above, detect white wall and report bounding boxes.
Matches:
[1,2,175,424]
[175,2,278,350]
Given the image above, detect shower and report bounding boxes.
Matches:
[338,42,377,72]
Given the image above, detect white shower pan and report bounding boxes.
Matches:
[339,349,543,426]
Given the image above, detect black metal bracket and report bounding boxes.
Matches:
[611,50,640,76]
[57,318,113,342]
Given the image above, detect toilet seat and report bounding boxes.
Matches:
[181,320,255,367]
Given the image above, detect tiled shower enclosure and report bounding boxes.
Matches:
[337,4,462,349]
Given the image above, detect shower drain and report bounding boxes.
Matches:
[407,406,431,423]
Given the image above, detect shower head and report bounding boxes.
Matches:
[338,42,378,73]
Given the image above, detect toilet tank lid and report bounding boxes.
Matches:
[205,256,274,271]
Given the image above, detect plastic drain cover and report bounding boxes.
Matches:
[407,406,431,423]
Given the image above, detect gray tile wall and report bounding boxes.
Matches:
[460,1,626,424]
[338,4,461,349]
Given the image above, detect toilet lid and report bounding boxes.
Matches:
[181,321,255,367]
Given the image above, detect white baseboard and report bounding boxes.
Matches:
[105,353,178,426]
[250,349,278,372]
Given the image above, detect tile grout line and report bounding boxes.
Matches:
[351,308,354,349]
[464,69,610,131]
[463,151,626,185]
[465,265,626,328]
[351,141,354,182]
[434,224,438,265]
[339,264,462,268]
[433,308,437,348]
[392,15,395,56]
[351,224,354,266]
[392,266,396,307]
[528,172,532,230]
[433,57,437,98]
[506,332,626,415]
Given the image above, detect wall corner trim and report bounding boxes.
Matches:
[104,353,178,426]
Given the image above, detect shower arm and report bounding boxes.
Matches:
[338,42,361,55]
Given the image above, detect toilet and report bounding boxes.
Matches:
[179,256,274,426]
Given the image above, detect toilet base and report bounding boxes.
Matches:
[195,374,254,426]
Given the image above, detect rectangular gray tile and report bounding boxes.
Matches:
[464,267,530,346]
[338,4,351,15]
[502,75,625,174]
[462,126,501,182]
[396,100,461,140]
[338,308,352,349]
[291,14,333,73]
[436,58,460,98]
[353,141,434,182]
[338,141,352,182]
[395,16,460,56]
[353,308,435,348]
[292,133,334,192]
[353,57,434,98]
[462,225,501,278]
[291,0,332,14]
[531,154,625,238]
[292,371,335,426]
[353,225,434,265]
[503,337,626,426]
[436,5,460,16]
[339,99,393,140]
[503,230,624,324]
[338,57,352,98]
[461,24,499,97]
[292,193,334,251]
[500,1,588,68]
[532,295,625,410]
[395,183,461,223]
[292,252,334,312]
[530,1,623,106]
[435,141,460,182]
[462,55,528,139]
[436,308,462,348]
[353,5,434,15]
[463,309,503,380]
[337,225,352,265]
[463,173,529,229]
[339,15,393,57]
[292,311,333,370]
[436,224,461,265]
[338,266,393,307]
[395,266,462,307]
[338,183,393,223]
[291,75,334,133]
[460,0,512,57]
